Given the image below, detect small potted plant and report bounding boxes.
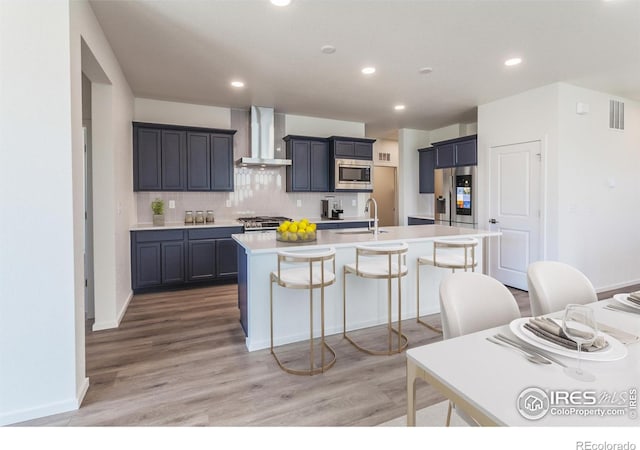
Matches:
[151,198,165,226]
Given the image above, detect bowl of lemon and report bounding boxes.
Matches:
[276,218,317,243]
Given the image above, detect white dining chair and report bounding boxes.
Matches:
[526,261,597,317]
[439,272,521,426]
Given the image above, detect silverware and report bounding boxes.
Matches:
[486,337,551,365]
[494,333,567,368]
[604,305,640,315]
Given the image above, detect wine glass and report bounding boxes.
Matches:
[562,304,597,382]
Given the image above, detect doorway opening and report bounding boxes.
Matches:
[372,166,398,227]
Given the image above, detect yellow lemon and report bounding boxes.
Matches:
[308,223,316,232]
[280,231,289,241]
[279,222,290,232]
[289,223,298,233]
[298,223,306,232]
[289,233,298,241]
[300,218,309,225]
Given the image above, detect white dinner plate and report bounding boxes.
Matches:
[612,293,640,310]
[509,318,628,362]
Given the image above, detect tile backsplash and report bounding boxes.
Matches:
[136,167,362,223]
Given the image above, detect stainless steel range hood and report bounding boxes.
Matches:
[236,106,291,167]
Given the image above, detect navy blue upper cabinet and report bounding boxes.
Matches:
[133,122,236,192]
[211,134,234,191]
[328,136,375,160]
[284,135,329,192]
[418,148,436,193]
[454,138,477,166]
[134,127,162,191]
[432,135,477,168]
[161,130,187,190]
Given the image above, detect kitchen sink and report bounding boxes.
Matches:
[334,229,388,235]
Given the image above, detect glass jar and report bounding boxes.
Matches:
[206,210,215,223]
[195,210,205,224]
[184,211,194,225]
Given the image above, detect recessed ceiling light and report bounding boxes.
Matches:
[394,105,406,111]
[418,67,433,74]
[321,45,336,54]
[270,0,291,6]
[504,57,522,67]
[230,80,245,88]
[361,67,376,75]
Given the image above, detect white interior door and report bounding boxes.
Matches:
[488,141,541,290]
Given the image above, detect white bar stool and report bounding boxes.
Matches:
[343,242,409,355]
[416,238,478,333]
[270,247,337,376]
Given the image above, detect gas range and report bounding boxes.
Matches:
[238,216,292,232]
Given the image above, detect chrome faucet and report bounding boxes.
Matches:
[364,197,378,235]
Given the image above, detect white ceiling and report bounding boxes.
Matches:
[89,0,640,139]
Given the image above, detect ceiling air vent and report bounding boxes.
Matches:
[609,100,624,130]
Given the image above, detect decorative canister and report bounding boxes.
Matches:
[195,211,205,224]
[184,211,194,224]
[206,210,215,223]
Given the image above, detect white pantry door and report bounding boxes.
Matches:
[488,141,542,290]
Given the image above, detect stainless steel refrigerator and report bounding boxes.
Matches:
[434,165,477,228]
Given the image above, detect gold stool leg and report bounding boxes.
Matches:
[446,401,453,426]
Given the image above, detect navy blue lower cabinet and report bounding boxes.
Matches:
[161,241,185,284]
[131,227,242,292]
[135,242,162,288]
[216,238,238,278]
[187,239,217,281]
[408,217,435,225]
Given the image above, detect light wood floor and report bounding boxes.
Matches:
[17,282,638,426]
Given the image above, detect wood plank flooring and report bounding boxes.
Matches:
[16,282,638,426]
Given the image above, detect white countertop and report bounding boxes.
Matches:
[233,224,499,254]
[130,220,243,231]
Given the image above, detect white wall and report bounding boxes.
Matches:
[285,114,365,137]
[134,98,230,129]
[398,129,430,224]
[556,84,640,290]
[71,0,135,333]
[373,139,399,167]
[478,82,640,291]
[0,1,79,425]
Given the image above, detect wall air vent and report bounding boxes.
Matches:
[609,100,624,130]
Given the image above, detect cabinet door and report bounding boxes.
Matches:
[455,139,477,166]
[419,149,436,193]
[134,242,162,288]
[354,142,373,159]
[315,222,339,230]
[309,140,329,191]
[435,144,455,168]
[290,140,310,191]
[187,132,211,191]
[161,241,185,284]
[188,239,216,281]
[161,130,186,190]
[211,134,234,191]
[334,141,354,158]
[135,128,162,191]
[216,238,238,278]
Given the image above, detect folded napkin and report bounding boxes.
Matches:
[524,317,608,352]
[627,291,640,306]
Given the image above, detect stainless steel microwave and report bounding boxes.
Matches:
[334,158,373,191]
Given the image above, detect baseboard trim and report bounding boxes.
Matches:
[92,291,133,331]
[76,377,90,408]
[0,396,78,426]
[596,279,640,294]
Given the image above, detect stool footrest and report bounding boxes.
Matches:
[271,340,337,376]
[344,327,409,355]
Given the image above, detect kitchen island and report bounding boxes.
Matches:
[233,225,500,351]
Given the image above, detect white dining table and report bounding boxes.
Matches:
[406,299,640,426]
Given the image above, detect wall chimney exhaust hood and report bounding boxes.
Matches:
[236,106,291,167]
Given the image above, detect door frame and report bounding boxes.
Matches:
[485,136,547,289]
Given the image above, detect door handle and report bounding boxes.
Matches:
[489,219,499,224]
